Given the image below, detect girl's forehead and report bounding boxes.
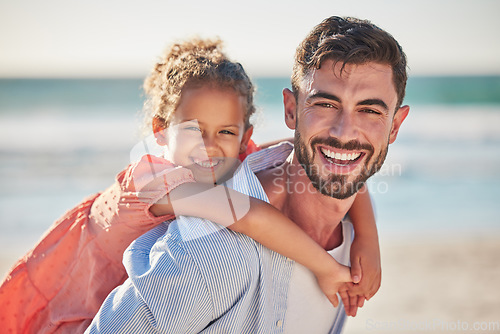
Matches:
[172,86,247,125]
[179,84,242,100]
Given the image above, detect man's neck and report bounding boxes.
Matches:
[257,153,355,250]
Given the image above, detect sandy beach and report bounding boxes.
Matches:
[2,231,499,333]
[344,233,500,333]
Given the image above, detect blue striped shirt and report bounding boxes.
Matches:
[86,142,347,333]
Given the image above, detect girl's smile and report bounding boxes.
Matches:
[160,86,253,184]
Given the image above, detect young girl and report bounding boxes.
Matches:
[0,38,380,333]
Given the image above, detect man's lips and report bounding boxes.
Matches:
[319,146,365,167]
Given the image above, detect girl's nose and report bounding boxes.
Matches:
[201,133,219,156]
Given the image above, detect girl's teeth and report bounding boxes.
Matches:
[195,159,219,168]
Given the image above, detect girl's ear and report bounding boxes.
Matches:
[239,126,254,154]
[283,88,297,130]
[152,116,168,146]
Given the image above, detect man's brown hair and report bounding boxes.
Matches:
[292,16,408,110]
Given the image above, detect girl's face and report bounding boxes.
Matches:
[160,86,252,184]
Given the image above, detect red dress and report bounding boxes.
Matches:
[0,142,260,333]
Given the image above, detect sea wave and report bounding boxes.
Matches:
[399,105,500,142]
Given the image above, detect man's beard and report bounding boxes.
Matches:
[294,131,388,199]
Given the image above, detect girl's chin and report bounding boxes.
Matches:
[189,169,222,184]
[189,159,240,184]
[191,170,235,185]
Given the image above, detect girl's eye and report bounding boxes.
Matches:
[185,126,201,132]
[220,130,236,135]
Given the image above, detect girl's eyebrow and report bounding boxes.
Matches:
[180,119,241,128]
[178,119,199,124]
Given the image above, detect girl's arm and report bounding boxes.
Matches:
[341,184,381,316]
[150,182,353,307]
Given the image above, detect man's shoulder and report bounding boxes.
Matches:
[133,219,262,284]
[167,218,260,259]
[162,219,265,313]
[123,219,264,308]
[244,141,293,173]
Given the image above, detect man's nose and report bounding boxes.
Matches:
[328,110,359,142]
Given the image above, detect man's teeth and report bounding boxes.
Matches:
[321,148,361,161]
[194,159,220,168]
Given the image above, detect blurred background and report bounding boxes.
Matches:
[1,0,500,332]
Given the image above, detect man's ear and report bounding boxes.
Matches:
[239,126,253,154]
[389,105,409,144]
[152,116,168,146]
[283,88,297,130]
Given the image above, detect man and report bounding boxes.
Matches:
[85,16,409,333]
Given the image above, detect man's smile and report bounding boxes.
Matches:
[317,145,366,173]
[319,147,363,165]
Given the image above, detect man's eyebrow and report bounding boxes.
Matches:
[307,91,341,102]
[307,92,389,112]
[358,99,389,112]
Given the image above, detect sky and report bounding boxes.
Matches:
[1,0,499,78]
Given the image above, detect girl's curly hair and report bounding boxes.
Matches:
[143,38,255,131]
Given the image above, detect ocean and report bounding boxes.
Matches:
[1,76,500,263]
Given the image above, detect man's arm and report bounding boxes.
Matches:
[340,185,381,316]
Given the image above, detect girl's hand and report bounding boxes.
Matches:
[338,284,363,317]
[314,260,353,307]
[349,235,382,301]
[338,235,381,316]
[127,155,192,197]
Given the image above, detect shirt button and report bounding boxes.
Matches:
[276,320,283,327]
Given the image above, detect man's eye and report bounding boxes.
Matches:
[361,108,382,115]
[317,102,334,108]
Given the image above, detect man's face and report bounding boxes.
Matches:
[284,60,408,199]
